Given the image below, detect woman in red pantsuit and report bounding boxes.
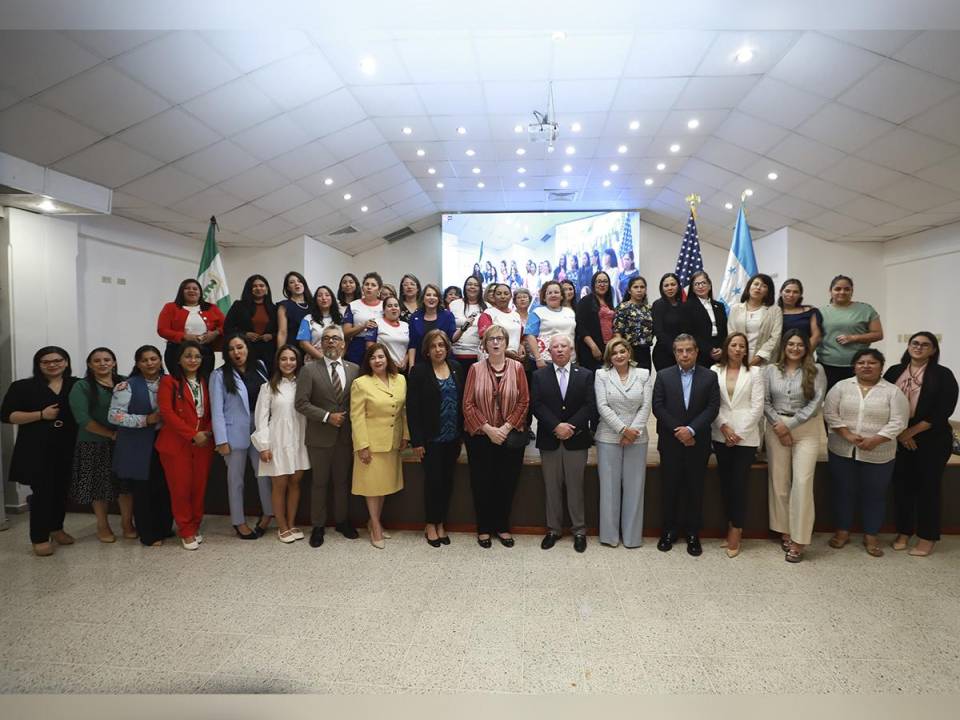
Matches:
[156,341,213,550]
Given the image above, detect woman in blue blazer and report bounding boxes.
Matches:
[406,284,457,368]
[211,334,272,539]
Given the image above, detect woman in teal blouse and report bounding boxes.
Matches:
[68,347,132,543]
[817,275,883,391]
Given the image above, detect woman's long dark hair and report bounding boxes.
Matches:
[168,341,207,400]
[775,329,818,401]
[174,278,211,310]
[32,346,73,382]
[777,278,805,309]
[237,274,277,324]
[268,344,304,393]
[462,275,487,311]
[311,285,343,326]
[686,270,714,301]
[900,331,940,367]
[588,270,614,309]
[82,347,121,415]
[128,345,165,378]
[221,334,264,396]
[281,271,311,301]
[658,272,681,303]
[337,272,360,306]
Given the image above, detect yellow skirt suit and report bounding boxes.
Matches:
[350,373,410,496]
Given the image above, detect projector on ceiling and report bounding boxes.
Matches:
[528,121,559,144]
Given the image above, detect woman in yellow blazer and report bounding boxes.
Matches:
[351,342,409,548]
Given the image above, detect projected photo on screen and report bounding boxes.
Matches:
[442,210,640,305]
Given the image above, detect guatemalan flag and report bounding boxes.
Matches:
[718,206,758,312]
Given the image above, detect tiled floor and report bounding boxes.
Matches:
[1,512,958,695]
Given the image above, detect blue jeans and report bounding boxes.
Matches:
[828,452,894,535]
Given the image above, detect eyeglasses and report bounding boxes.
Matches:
[39,359,65,365]
[322,337,344,343]
[909,341,933,349]
[693,280,710,287]
[486,336,505,343]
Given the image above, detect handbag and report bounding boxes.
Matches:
[487,361,529,449]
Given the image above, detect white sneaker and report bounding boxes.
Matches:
[278,529,297,544]
[181,537,200,551]
[290,527,305,541]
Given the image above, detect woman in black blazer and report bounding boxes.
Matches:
[574,270,616,371]
[651,272,686,371]
[407,329,465,547]
[683,270,728,367]
[224,274,279,374]
[883,332,958,557]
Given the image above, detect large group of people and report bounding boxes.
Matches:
[3,266,956,563]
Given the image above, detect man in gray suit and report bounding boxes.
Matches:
[295,325,360,547]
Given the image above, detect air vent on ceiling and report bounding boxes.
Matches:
[328,225,358,236]
[547,190,577,202]
[383,226,415,243]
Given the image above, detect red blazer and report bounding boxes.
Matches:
[155,375,213,455]
[157,302,225,344]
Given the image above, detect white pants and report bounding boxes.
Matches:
[765,416,823,545]
[596,441,648,547]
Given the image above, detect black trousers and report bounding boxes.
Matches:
[465,434,524,535]
[892,434,951,541]
[27,475,70,545]
[712,443,756,529]
[164,341,215,377]
[422,439,461,524]
[631,344,651,371]
[129,450,174,546]
[823,364,855,392]
[659,441,710,537]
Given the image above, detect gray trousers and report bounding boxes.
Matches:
[541,446,587,535]
[307,442,353,527]
[596,441,648,547]
[224,445,272,525]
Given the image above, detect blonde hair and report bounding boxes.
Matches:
[602,337,633,368]
[480,323,508,352]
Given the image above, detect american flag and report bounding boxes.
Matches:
[619,213,634,261]
[674,209,704,294]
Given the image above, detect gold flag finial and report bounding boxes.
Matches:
[685,193,701,220]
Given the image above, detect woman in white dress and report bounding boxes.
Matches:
[252,345,311,543]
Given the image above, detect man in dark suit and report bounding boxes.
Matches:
[532,334,597,553]
[652,333,721,556]
[294,325,360,547]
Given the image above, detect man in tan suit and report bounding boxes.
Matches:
[295,325,360,547]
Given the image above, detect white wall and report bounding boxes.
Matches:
[304,236,353,295]
[753,227,788,288]
[351,226,442,289]
[222,236,307,302]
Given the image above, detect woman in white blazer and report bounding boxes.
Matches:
[726,273,783,367]
[711,332,765,557]
[594,337,653,548]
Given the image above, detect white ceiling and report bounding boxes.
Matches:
[2,24,960,253]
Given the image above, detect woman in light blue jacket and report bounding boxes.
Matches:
[594,337,653,548]
[211,334,272,539]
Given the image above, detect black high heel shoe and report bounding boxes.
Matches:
[424,533,442,548]
[439,535,451,545]
[496,533,515,548]
[254,515,273,538]
[233,525,258,540]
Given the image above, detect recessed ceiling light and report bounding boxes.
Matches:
[472,167,481,174]
[323,177,334,186]
[465,148,475,156]
[343,193,352,200]
[456,126,467,135]
[735,47,754,63]
[477,181,485,188]
[427,167,436,175]
[514,124,523,133]
[547,145,555,153]
[415,148,425,157]
[570,122,581,132]
[359,57,376,75]
[436,182,444,188]
[744,188,754,196]
[552,30,567,41]
[656,162,666,171]
[562,164,572,173]
[360,205,369,212]
[602,179,611,188]
[518,181,526,188]
[517,167,526,174]
[724,202,733,210]
[38,198,56,212]
[559,180,569,188]
[686,118,700,130]
[617,144,628,154]
[629,120,640,131]
[565,145,576,155]
[609,163,619,172]
[767,171,779,180]
[515,147,526,156]
[669,143,681,153]
[644,177,654,186]
[401,126,413,135]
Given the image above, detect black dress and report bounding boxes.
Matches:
[651,298,686,371]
